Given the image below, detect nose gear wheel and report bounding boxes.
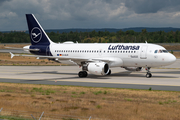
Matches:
[145,67,152,78]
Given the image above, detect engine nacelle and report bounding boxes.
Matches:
[86,62,109,75]
[124,67,143,71]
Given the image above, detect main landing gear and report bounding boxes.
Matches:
[78,71,88,78]
[78,69,111,78]
[145,67,152,78]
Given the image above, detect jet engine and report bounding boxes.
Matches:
[84,62,110,75]
[124,67,143,71]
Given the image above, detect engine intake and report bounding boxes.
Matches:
[85,62,109,75]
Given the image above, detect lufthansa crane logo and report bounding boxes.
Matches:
[31,27,42,43]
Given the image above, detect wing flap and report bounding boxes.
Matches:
[9,52,115,65]
[9,52,91,61]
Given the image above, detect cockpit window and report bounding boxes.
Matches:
[158,50,162,53]
[155,49,168,53]
[162,50,168,53]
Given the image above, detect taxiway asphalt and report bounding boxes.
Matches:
[0,59,180,91]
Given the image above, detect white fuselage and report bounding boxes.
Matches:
[49,42,176,68]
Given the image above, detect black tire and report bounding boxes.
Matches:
[146,73,152,78]
[83,71,88,77]
[78,71,84,78]
[78,71,88,78]
[149,73,152,77]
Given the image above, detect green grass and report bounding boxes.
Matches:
[124,98,132,101]
[149,87,152,91]
[0,115,31,120]
[71,95,77,98]
[7,90,13,92]
[72,92,76,94]
[31,87,55,95]
[31,94,36,97]
[80,92,85,95]
[93,91,102,95]
[0,81,180,119]
[0,89,5,92]
[96,105,102,109]
[45,89,55,95]
[159,100,177,105]
[103,91,107,94]
[62,118,79,120]
[31,87,43,92]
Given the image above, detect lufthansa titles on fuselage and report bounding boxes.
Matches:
[108,45,140,50]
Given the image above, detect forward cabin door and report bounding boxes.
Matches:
[140,46,148,59]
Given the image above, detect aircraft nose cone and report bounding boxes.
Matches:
[168,54,176,64]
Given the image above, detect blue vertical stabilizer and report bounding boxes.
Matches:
[26,14,53,45]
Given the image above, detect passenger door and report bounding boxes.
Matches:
[140,46,148,59]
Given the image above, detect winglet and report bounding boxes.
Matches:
[9,52,15,59]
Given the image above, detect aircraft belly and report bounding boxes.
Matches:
[123,58,140,67]
[123,58,154,67]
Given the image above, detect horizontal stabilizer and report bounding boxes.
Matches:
[6,47,39,51]
[9,52,15,59]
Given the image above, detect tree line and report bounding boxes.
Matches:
[0,29,180,43]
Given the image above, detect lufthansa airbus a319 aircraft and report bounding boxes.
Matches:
[10,14,176,78]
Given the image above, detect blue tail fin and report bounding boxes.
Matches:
[26,14,53,45]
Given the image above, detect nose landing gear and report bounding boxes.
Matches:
[145,67,152,78]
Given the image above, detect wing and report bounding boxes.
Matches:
[9,52,114,65]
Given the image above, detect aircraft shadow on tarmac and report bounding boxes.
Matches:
[88,72,178,79]
[19,70,178,80]
[20,71,77,75]
[154,71,180,74]
[20,71,133,79]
